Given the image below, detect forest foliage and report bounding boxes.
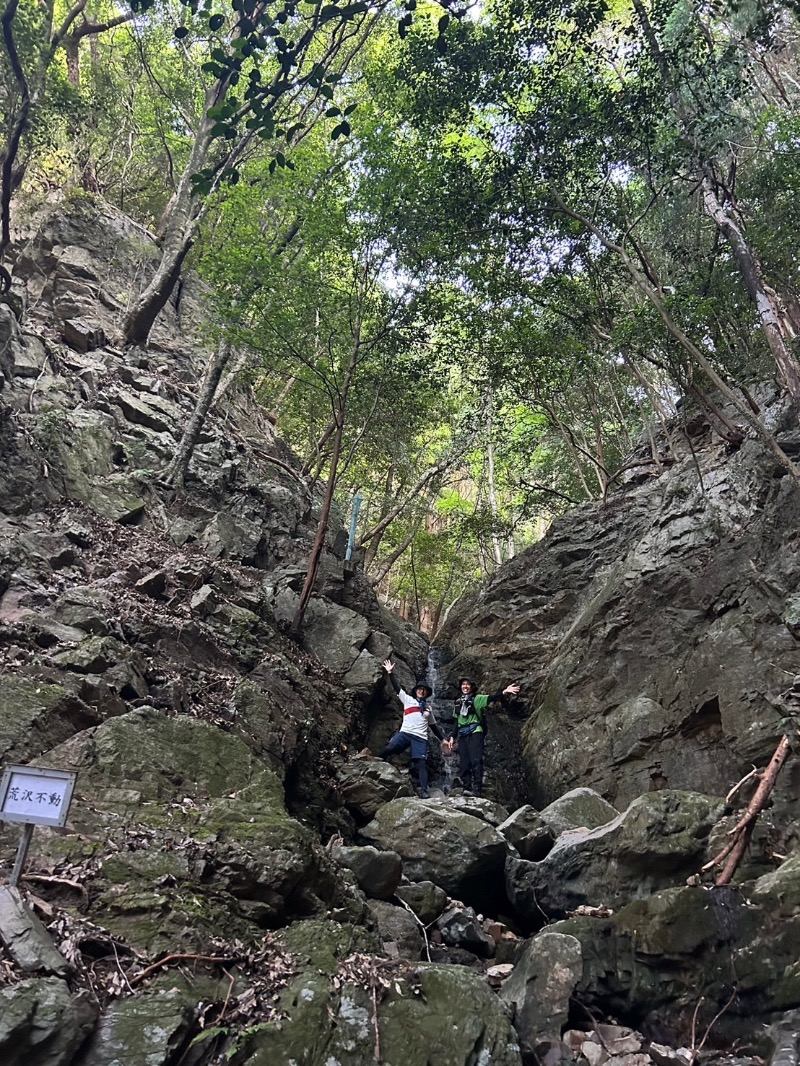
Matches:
[2,0,800,632]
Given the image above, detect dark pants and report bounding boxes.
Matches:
[381,732,429,794]
[458,732,485,795]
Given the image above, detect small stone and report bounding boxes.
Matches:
[135,569,168,599]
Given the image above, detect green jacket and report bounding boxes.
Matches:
[454,692,502,736]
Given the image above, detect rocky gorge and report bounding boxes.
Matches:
[1,195,800,1066]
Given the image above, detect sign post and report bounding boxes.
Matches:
[0,766,77,887]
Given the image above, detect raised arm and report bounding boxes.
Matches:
[383,658,401,695]
[485,682,521,704]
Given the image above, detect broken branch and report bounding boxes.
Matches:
[129,952,241,987]
[702,734,791,886]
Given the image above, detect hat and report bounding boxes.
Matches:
[458,676,477,693]
[414,679,433,698]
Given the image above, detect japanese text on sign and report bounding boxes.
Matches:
[0,766,76,828]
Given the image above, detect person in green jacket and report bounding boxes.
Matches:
[446,676,520,797]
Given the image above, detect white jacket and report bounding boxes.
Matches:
[396,688,435,740]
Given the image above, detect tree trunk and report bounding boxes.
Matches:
[290,329,360,635]
[363,461,396,572]
[117,99,218,347]
[630,0,800,401]
[699,178,800,401]
[290,406,346,636]
[486,396,504,567]
[64,33,79,84]
[163,341,233,488]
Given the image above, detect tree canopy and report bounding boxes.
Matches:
[3,0,800,631]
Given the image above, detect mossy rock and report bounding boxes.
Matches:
[245,959,522,1066]
[276,918,380,974]
[45,707,283,803]
[0,676,99,764]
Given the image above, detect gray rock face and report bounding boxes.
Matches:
[359,796,509,903]
[436,386,800,819]
[337,757,414,822]
[500,931,583,1052]
[332,844,403,900]
[0,977,96,1066]
[498,805,553,860]
[368,898,425,959]
[0,889,70,976]
[506,790,721,920]
[538,788,619,837]
[75,992,194,1066]
[552,877,800,1042]
[436,903,496,957]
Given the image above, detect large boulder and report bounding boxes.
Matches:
[74,991,194,1066]
[538,788,619,836]
[337,756,414,822]
[497,805,553,861]
[506,790,722,921]
[0,977,97,1066]
[333,845,403,900]
[359,796,509,905]
[0,677,100,765]
[548,873,800,1041]
[256,919,522,1066]
[500,931,583,1054]
[0,709,361,956]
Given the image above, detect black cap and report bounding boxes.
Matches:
[414,679,433,698]
[458,676,477,692]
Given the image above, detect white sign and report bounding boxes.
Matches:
[0,766,76,828]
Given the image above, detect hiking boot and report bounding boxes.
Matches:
[357,748,376,759]
[462,789,473,796]
[420,790,430,799]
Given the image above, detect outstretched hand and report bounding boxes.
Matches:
[383,659,394,673]
[503,683,521,697]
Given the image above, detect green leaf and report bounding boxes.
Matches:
[343,103,357,115]
[325,106,341,117]
[438,13,450,32]
[174,25,190,38]
[190,1028,229,1049]
[320,84,334,99]
[208,12,225,29]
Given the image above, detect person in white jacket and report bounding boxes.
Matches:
[377,658,445,799]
